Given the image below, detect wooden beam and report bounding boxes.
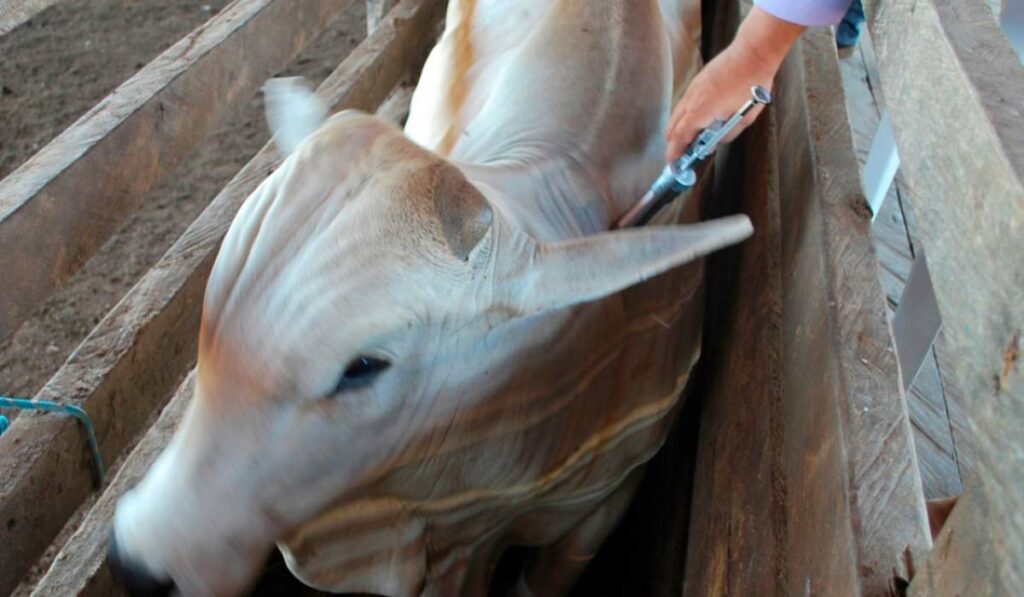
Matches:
[0,0,353,346]
[865,0,1024,592]
[683,74,791,597]
[376,83,416,125]
[0,0,62,36]
[28,373,195,597]
[684,20,931,596]
[0,0,444,592]
[779,29,931,593]
[367,0,398,33]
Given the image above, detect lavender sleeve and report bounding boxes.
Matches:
[753,0,853,26]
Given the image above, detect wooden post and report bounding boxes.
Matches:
[865,0,1024,592]
[684,9,931,594]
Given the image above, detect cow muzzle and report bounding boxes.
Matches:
[107,527,176,597]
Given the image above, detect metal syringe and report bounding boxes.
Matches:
[615,85,771,229]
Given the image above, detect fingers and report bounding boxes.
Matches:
[664,86,770,162]
[663,74,723,162]
[665,114,704,162]
[665,96,690,138]
[664,88,719,162]
[662,41,776,164]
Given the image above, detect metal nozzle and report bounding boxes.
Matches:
[615,84,773,229]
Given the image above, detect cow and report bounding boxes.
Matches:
[108,1,752,595]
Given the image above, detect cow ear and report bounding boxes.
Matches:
[432,164,493,261]
[509,215,752,314]
[263,77,327,155]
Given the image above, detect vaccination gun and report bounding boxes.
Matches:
[615,85,771,229]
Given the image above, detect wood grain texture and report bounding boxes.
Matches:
[839,32,969,501]
[367,0,398,33]
[684,14,931,595]
[907,349,963,499]
[0,0,62,35]
[866,0,1024,592]
[0,0,352,346]
[0,0,444,592]
[28,373,195,597]
[779,29,930,595]
[684,71,790,597]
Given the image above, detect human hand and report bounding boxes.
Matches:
[663,7,804,163]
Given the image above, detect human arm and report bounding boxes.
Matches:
[664,1,851,162]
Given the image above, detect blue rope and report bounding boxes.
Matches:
[0,396,105,487]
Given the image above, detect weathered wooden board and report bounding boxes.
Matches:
[0,0,445,592]
[684,19,931,596]
[367,0,398,33]
[780,28,931,595]
[0,0,353,346]
[907,349,963,499]
[865,0,1024,592]
[683,75,790,597]
[377,83,416,126]
[0,0,62,35]
[837,33,966,501]
[28,373,195,597]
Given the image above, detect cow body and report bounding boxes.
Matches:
[284,2,707,593]
[111,2,751,595]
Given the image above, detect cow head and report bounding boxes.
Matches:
[109,87,751,595]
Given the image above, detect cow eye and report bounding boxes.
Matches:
[332,356,391,394]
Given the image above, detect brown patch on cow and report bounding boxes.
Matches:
[438,0,476,154]
[196,312,276,409]
[431,164,492,261]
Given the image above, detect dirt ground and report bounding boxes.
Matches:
[0,0,367,409]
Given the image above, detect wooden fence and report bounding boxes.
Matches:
[0,0,442,592]
[0,0,1019,594]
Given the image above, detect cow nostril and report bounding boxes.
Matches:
[107,528,176,597]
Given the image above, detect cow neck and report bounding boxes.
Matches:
[457,155,625,244]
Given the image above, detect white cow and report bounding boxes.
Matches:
[110,1,751,595]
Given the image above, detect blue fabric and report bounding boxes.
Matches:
[836,0,865,48]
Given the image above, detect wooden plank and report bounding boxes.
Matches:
[0,0,444,592]
[376,83,416,126]
[683,6,790,592]
[0,0,352,346]
[28,373,195,597]
[0,0,62,36]
[776,28,930,594]
[684,20,931,595]
[865,0,1024,592]
[839,29,965,504]
[908,350,963,500]
[367,0,398,33]
[684,67,790,597]
[932,332,976,478]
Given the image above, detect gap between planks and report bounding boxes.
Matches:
[837,29,971,501]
